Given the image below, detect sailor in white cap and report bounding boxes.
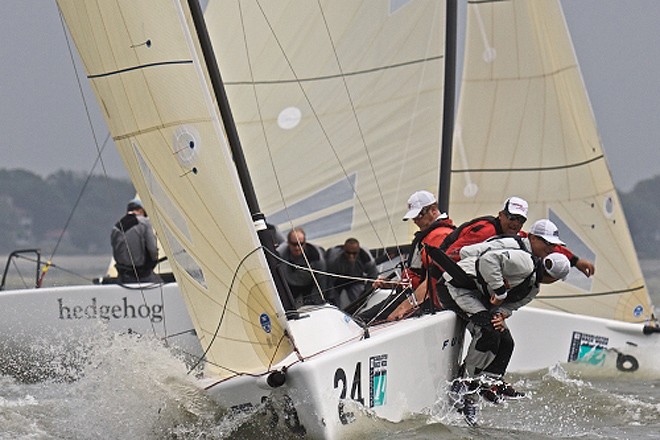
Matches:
[373,190,456,320]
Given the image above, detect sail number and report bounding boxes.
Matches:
[334,362,365,425]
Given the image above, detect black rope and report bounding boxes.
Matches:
[187,246,296,376]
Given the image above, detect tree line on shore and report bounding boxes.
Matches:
[0,169,134,255]
[1,168,659,258]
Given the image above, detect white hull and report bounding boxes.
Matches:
[0,282,464,437]
[0,283,203,378]
[5,279,657,381]
[202,307,464,439]
[508,307,660,375]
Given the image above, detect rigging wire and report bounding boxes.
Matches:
[32,6,121,286]
[13,253,97,285]
[5,256,32,290]
[240,1,442,271]
[38,133,112,285]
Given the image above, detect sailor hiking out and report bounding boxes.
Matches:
[431,236,570,425]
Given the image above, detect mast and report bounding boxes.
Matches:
[187,0,260,216]
[438,0,457,214]
[186,0,296,312]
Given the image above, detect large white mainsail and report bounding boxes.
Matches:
[204,0,448,251]
[56,0,294,379]
[450,0,653,323]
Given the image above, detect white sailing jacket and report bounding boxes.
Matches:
[447,237,539,316]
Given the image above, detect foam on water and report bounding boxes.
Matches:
[411,363,660,440]
[1,330,658,439]
[0,329,217,439]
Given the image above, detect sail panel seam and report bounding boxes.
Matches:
[113,118,210,141]
[452,154,604,173]
[537,284,646,299]
[87,60,193,79]
[463,64,576,83]
[224,55,444,86]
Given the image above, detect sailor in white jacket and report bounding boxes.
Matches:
[442,237,570,379]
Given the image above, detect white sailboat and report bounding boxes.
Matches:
[0,249,202,381]
[55,0,464,437]
[3,0,656,434]
[450,0,659,374]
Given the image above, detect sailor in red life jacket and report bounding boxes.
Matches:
[440,196,595,278]
[383,190,455,321]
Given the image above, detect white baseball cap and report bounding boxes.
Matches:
[403,190,436,221]
[503,196,528,219]
[543,252,570,280]
[529,219,565,245]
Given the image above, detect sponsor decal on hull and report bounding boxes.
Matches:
[369,354,388,407]
[57,297,163,323]
[568,331,609,366]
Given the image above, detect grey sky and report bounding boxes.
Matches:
[1,1,658,192]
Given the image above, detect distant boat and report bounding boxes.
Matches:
[56,0,464,437]
[0,247,202,381]
[448,0,659,373]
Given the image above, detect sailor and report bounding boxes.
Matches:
[440,196,595,277]
[111,198,160,284]
[441,237,570,405]
[277,227,326,307]
[325,238,378,309]
[378,190,455,320]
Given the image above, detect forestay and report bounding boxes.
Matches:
[450,0,653,323]
[204,0,448,251]
[57,0,294,379]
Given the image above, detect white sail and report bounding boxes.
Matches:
[204,0,448,251]
[450,0,653,323]
[56,0,294,379]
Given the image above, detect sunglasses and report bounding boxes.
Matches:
[534,235,553,247]
[414,206,432,220]
[505,212,526,224]
[288,241,305,247]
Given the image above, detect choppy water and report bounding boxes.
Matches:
[1,330,658,440]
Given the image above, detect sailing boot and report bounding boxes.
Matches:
[480,385,503,404]
[448,378,467,411]
[494,382,526,399]
[480,376,526,402]
[476,373,504,404]
[460,386,480,426]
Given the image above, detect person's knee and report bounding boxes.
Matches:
[498,329,514,353]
